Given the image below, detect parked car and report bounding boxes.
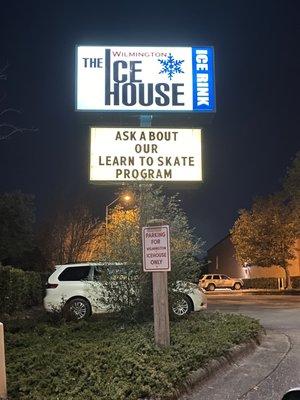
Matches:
[199,274,244,291]
[44,262,207,320]
[282,388,300,399]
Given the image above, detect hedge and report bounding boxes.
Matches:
[292,276,300,289]
[243,277,300,289]
[243,277,279,289]
[0,266,44,314]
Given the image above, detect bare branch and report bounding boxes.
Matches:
[0,63,9,80]
[0,124,38,141]
[0,93,7,104]
[0,63,37,141]
[0,108,22,117]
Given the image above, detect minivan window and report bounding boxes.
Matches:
[213,275,220,279]
[93,265,130,281]
[206,275,212,280]
[93,266,111,281]
[58,266,91,281]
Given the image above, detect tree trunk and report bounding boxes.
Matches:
[282,265,292,289]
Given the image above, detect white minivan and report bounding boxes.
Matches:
[44,262,207,319]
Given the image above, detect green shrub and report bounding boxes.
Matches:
[0,266,43,314]
[243,277,278,289]
[5,312,262,400]
[291,276,300,289]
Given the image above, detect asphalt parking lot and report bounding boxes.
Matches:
[181,293,300,400]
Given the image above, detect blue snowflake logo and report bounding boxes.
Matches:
[158,53,184,80]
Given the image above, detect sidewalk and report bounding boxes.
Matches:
[179,331,292,400]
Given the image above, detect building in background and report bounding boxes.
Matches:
[207,236,300,279]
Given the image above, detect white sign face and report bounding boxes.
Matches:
[142,225,171,272]
[90,127,202,182]
[76,46,215,112]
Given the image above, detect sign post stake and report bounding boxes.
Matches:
[152,270,170,347]
[143,219,170,347]
[0,323,7,400]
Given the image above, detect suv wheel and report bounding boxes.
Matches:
[172,296,193,316]
[207,283,215,291]
[233,282,242,290]
[64,298,91,320]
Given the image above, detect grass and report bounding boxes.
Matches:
[4,312,261,400]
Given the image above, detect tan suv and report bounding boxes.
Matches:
[200,274,243,291]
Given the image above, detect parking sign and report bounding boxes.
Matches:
[142,225,171,272]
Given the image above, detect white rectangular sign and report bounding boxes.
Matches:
[142,226,171,272]
[76,46,215,112]
[90,127,202,182]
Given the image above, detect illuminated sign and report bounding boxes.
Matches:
[76,46,215,112]
[90,127,202,182]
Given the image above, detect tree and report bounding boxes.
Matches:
[99,185,204,321]
[0,64,37,140]
[231,195,297,288]
[282,151,300,234]
[40,204,104,267]
[0,191,35,263]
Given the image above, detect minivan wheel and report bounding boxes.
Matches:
[172,296,193,316]
[233,282,242,290]
[64,298,91,320]
[207,283,215,291]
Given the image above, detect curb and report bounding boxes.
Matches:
[171,330,265,399]
[205,290,300,296]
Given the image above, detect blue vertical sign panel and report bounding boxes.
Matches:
[192,47,216,112]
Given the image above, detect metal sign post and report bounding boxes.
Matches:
[0,323,7,400]
[142,221,171,347]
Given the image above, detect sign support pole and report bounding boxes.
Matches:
[0,323,7,400]
[152,270,170,347]
[139,115,170,348]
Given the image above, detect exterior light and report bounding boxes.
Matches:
[105,192,134,253]
[122,194,132,203]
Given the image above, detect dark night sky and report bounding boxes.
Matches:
[0,0,299,249]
